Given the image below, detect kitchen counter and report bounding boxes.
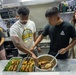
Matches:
[56,59,76,71]
[4,37,50,43]
[0,59,76,73]
[4,37,50,49]
[4,37,12,42]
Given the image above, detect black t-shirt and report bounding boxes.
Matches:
[42,21,76,59]
[0,31,5,42]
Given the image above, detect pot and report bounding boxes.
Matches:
[35,54,57,72]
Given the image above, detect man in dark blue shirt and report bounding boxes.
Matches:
[30,7,76,59]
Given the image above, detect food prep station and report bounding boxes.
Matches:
[2,32,76,73]
[0,0,76,75]
[0,58,76,73]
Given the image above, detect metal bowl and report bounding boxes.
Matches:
[35,54,57,72]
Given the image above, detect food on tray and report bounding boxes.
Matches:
[4,58,21,71]
[38,60,54,69]
[20,58,35,72]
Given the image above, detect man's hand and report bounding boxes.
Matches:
[30,47,34,52]
[58,48,67,54]
[31,54,39,64]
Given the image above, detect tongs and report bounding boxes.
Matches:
[26,54,30,61]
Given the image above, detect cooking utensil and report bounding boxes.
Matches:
[35,54,57,72]
[44,53,59,69]
[26,54,30,61]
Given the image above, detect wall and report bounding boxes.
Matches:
[26,2,60,30]
[0,1,74,31]
[26,2,73,30]
[60,13,73,22]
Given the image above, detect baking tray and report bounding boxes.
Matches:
[17,57,35,72]
[3,57,23,72]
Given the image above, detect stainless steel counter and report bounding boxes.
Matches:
[4,37,11,42]
[55,59,76,71]
[0,59,76,72]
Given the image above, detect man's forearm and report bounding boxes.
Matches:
[33,32,37,42]
[33,34,44,48]
[15,42,34,55]
[0,38,4,45]
[11,36,35,56]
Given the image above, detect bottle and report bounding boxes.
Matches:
[62,1,68,12]
[59,3,62,12]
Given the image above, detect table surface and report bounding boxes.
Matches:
[0,59,76,72]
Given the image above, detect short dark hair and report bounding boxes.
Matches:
[17,6,30,15]
[45,7,59,17]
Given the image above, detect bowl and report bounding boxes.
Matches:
[35,54,57,72]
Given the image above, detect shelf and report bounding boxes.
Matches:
[0,17,19,21]
[5,48,17,50]
[60,11,74,14]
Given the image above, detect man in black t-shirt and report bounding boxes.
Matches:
[0,30,6,60]
[30,7,76,59]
